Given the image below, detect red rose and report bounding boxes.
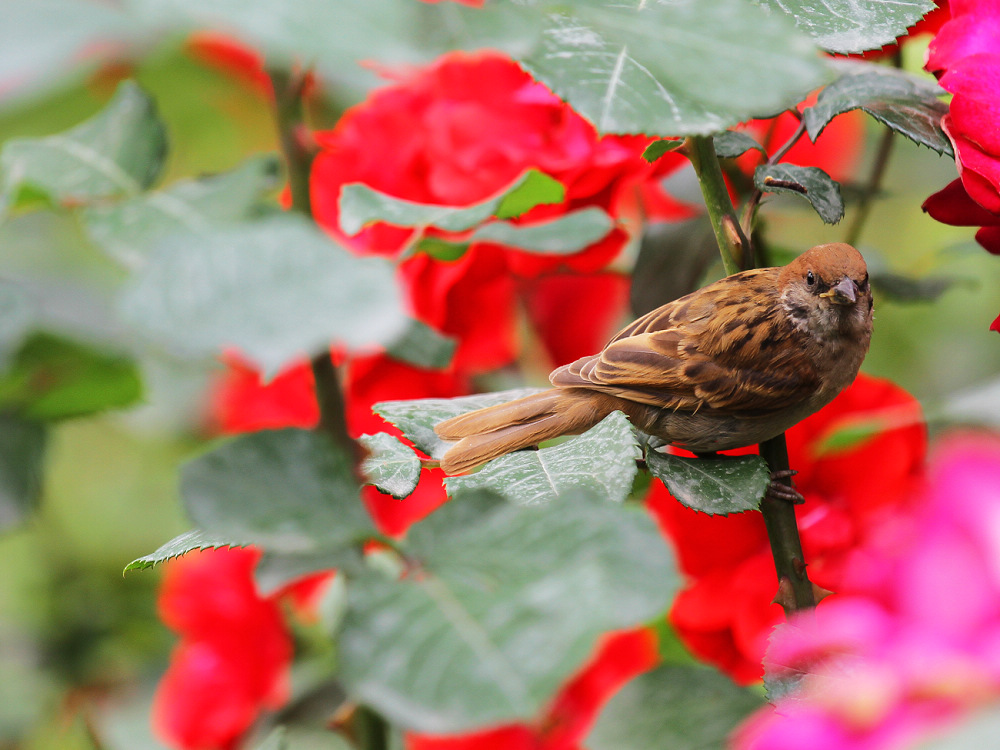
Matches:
[923,1,1000,295]
[310,51,688,378]
[922,177,1000,255]
[153,548,294,750]
[647,374,926,683]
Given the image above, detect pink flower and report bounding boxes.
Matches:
[733,433,1000,750]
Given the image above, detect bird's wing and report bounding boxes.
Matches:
[550,270,820,415]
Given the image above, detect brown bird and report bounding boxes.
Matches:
[435,242,873,475]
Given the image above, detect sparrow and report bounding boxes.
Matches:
[435,242,873,475]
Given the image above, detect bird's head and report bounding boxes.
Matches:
[778,243,872,339]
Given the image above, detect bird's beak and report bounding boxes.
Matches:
[819,277,857,305]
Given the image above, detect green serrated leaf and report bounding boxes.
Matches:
[0,80,167,214]
[373,387,548,460]
[118,213,408,377]
[83,154,282,268]
[759,0,936,54]
[339,170,564,236]
[587,665,765,750]
[754,164,845,224]
[338,488,677,732]
[0,333,142,421]
[124,529,250,572]
[714,130,767,159]
[521,0,826,136]
[642,139,685,163]
[0,281,34,374]
[646,452,769,515]
[0,413,47,532]
[804,64,952,156]
[180,429,373,553]
[445,411,640,506]
[470,208,614,254]
[385,320,456,371]
[359,432,421,500]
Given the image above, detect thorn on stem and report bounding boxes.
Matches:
[772,577,797,611]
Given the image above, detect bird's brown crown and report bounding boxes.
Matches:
[779,242,868,288]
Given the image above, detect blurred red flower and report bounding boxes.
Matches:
[310,50,690,377]
[646,373,926,684]
[186,32,272,94]
[407,629,659,750]
[153,547,294,750]
[208,351,462,535]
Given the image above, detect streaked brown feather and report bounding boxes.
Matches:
[550,267,819,416]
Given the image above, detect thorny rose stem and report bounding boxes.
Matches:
[271,68,359,466]
[270,68,391,750]
[687,134,817,615]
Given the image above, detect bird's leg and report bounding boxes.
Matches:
[767,468,805,505]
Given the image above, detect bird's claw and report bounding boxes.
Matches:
[766,469,804,505]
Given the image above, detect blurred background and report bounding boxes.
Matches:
[0,17,996,750]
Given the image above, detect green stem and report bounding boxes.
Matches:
[844,47,901,247]
[740,116,808,242]
[687,134,816,617]
[686,136,750,273]
[758,436,815,614]
[269,68,359,465]
[844,125,894,247]
[271,68,314,217]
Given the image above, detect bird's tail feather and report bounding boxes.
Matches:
[435,389,610,474]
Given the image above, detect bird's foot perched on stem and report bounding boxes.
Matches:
[767,469,804,505]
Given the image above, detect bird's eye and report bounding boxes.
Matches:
[806,271,815,287]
